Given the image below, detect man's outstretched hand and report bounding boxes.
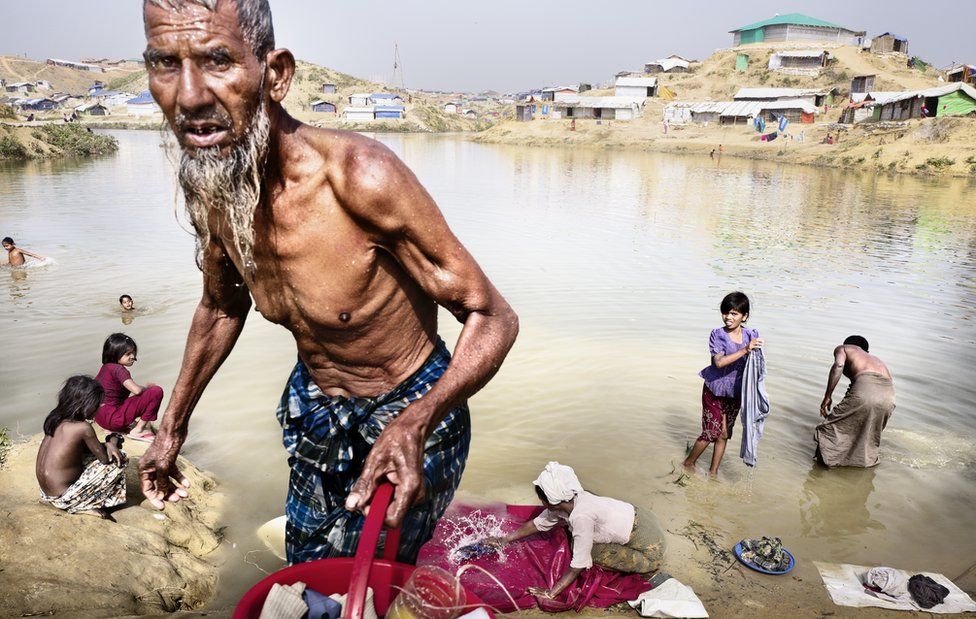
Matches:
[345,410,427,527]
[138,430,191,509]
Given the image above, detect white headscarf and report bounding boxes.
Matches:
[533,461,583,503]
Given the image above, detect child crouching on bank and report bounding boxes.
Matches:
[36,375,128,520]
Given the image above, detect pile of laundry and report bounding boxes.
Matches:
[258,582,367,619]
[738,537,790,572]
[863,567,950,609]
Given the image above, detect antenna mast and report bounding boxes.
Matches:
[392,42,405,89]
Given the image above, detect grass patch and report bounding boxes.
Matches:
[0,103,17,119]
[872,148,882,159]
[965,155,976,165]
[0,135,30,158]
[35,124,118,156]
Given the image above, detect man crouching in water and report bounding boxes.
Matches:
[816,336,895,468]
[139,0,518,563]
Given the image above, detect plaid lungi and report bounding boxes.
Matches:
[39,455,127,513]
[276,337,470,564]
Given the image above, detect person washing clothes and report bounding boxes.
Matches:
[488,462,666,601]
[683,292,764,476]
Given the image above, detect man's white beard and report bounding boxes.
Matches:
[178,99,271,274]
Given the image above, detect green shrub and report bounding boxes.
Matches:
[965,155,976,164]
[0,135,30,158]
[36,124,118,156]
[925,156,955,169]
[0,104,17,119]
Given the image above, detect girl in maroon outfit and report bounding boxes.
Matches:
[94,333,163,442]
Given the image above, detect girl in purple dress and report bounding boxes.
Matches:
[683,292,764,476]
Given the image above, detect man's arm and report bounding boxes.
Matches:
[138,238,251,509]
[820,345,846,417]
[339,140,519,525]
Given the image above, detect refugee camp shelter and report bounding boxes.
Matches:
[310,100,336,113]
[768,50,831,76]
[74,102,109,116]
[342,106,375,121]
[35,80,52,90]
[866,83,976,121]
[663,101,730,124]
[371,93,404,106]
[444,102,459,114]
[463,109,477,119]
[870,33,908,55]
[946,64,976,86]
[719,99,817,124]
[541,86,578,101]
[348,93,371,106]
[554,96,644,120]
[644,56,692,74]
[734,87,836,107]
[322,83,336,94]
[374,105,405,119]
[851,74,876,94]
[5,82,36,95]
[125,91,161,116]
[515,98,554,121]
[46,58,105,72]
[730,14,864,46]
[614,76,657,98]
[15,98,58,112]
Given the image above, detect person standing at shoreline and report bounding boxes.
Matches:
[683,292,764,476]
[816,336,895,468]
[137,0,518,564]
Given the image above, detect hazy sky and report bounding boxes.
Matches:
[3,1,973,92]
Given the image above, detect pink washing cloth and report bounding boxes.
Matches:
[417,502,653,613]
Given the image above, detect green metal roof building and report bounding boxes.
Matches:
[730,13,865,47]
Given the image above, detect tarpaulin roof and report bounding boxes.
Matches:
[734,87,827,100]
[615,76,657,87]
[556,96,645,109]
[667,101,732,113]
[865,82,976,106]
[126,91,155,105]
[875,32,908,41]
[772,50,830,58]
[730,13,850,32]
[721,98,818,117]
[646,58,690,72]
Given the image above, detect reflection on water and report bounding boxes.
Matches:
[2,131,976,606]
[800,466,884,540]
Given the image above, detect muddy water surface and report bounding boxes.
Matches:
[2,130,975,610]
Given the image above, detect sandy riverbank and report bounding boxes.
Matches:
[475,116,976,178]
[0,431,225,616]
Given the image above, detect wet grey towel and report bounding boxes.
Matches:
[739,347,769,467]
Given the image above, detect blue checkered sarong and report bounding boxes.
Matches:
[276,337,470,565]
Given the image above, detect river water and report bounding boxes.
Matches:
[2,130,975,609]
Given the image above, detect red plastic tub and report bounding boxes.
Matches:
[234,483,494,619]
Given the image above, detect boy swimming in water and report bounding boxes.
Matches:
[2,237,45,266]
[119,295,134,311]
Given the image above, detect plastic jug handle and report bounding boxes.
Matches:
[345,482,402,619]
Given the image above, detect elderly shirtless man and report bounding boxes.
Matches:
[139,0,518,563]
[816,336,895,468]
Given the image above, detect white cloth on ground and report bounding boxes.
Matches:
[628,577,708,618]
[864,566,912,604]
[260,582,307,619]
[815,561,976,613]
[739,347,769,467]
[533,461,583,503]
